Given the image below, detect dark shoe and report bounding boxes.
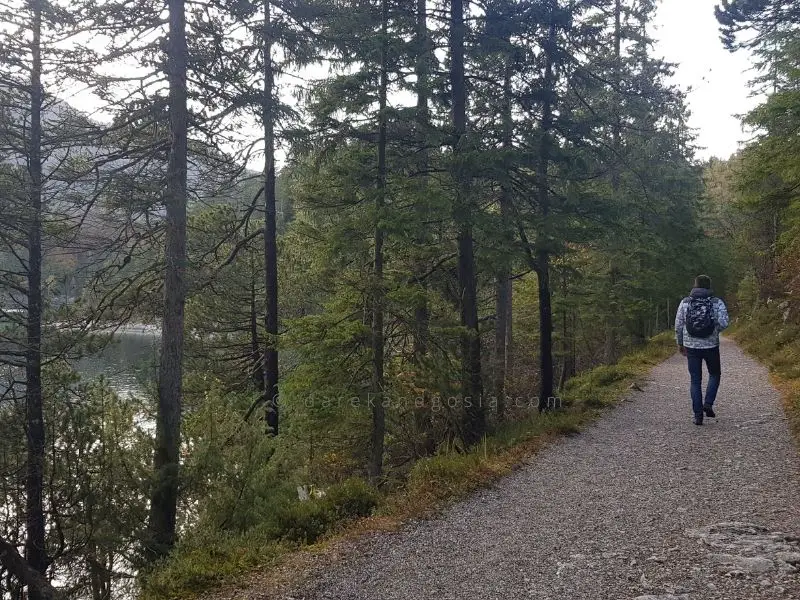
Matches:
[703,404,716,418]
[693,415,704,426]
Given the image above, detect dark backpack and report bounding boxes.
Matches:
[685,296,716,338]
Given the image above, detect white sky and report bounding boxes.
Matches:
[652,0,760,160]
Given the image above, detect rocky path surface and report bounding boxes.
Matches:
[281,338,800,600]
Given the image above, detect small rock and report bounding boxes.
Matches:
[555,561,574,576]
[723,569,748,578]
[710,553,774,574]
[776,551,800,565]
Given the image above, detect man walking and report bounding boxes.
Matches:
[674,275,730,425]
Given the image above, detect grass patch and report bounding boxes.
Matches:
[731,307,800,446]
[141,530,288,600]
[561,332,675,409]
[383,411,585,519]
[141,332,676,600]
[383,334,675,521]
[141,478,378,600]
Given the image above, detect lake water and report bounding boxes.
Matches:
[75,327,160,397]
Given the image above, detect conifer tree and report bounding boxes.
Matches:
[0,0,103,589]
[449,0,485,444]
[146,0,189,561]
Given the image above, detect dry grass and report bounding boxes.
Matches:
[731,307,800,447]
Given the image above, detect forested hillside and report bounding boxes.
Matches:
[711,0,800,308]
[0,0,758,599]
[708,1,800,440]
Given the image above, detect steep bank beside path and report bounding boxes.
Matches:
[259,338,800,599]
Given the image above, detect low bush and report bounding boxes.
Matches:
[274,498,333,544]
[272,477,379,544]
[322,477,379,520]
[141,529,286,600]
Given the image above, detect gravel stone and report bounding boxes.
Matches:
[276,339,800,599]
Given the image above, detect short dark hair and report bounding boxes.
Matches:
[695,274,712,289]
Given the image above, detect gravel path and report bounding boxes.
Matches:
[282,338,800,600]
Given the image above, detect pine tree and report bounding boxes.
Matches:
[0,0,102,589]
[449,0,485,444]
[146,0,189,561]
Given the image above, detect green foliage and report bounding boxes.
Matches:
[140,477,378,597]
[0,365,153,599]
[273,499,334,544]
[561,332,675,409]
[140,530,287,600]
[707,12,800,308]
[322,477,380,520]
[269,478,379,544]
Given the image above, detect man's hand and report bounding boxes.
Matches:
[679,345,687,356]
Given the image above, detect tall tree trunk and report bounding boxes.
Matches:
[411,0,436,456]
[536,3,557,412]
[494,276,509,415]
[603,265,619,363]
[506,280,514,381]
[536,252,554,411]
[604,0,622,365]
[25,1,47,592]
[450,0,484,446]
[147,0,188,560]
[558,273,575,390]
[249,252,262,387]
[369,0,389,480]
[413,0,430,358]
[262,0,279,435]
[494,41,514,418]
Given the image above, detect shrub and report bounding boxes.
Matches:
[406,452,483,503]
[274,499,333,544]
[140,529,285,600]
[272,478,378,544]
[322,477,379,520]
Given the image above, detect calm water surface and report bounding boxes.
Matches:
[75,327,159,397]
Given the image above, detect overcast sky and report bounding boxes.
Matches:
[652,0,759,160]
[62,0,760,164]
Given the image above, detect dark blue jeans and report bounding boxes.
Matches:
[686,346,721,417]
